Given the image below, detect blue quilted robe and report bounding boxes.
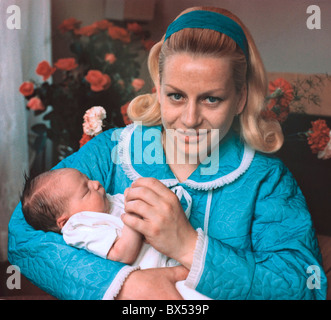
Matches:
[8,124,327,299]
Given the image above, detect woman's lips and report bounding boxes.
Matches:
[176,129,208,143]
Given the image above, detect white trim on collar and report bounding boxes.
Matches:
[184,143,255,191]
[118,124,178,187]
[118,124,255,190]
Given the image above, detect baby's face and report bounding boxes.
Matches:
[59,168,110,218]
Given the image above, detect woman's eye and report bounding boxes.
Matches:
[204,96,221,104]
[168,93,183,101]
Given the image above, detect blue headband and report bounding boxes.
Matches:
[164,10,249,60]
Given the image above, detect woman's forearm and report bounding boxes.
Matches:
[172,227,198,270]
[115,266,189,300]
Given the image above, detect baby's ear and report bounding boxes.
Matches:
[56,214,69,230]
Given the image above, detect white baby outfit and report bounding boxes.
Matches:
[61,190,211,300]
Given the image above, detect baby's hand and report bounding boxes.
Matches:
[107,213,144,264]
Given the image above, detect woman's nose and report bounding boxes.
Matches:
[181,100,202,128]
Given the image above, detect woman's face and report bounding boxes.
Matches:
[157,53,246,161]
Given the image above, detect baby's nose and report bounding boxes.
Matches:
[90,180,101,190]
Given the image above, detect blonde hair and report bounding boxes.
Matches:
[128,6,283,153]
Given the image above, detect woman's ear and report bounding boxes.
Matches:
[57,214,69,230]
[236,84,247,115]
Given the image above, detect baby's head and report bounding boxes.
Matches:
[21,168,110,233]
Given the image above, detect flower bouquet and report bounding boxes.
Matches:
[262,76,331,160]
[19,18,154,164]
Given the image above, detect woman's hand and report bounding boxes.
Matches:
[115,266,189,300]
[122,178,197,269]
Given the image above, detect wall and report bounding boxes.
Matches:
[51,0,106,64]
[51,0,331,116]
[51,0,331,74]
[147,0,331,74]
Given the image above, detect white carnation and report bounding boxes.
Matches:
[83,106,107,136]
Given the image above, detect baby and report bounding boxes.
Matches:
[21,168,210,300]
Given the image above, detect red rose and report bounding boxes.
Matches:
[108,26,131,43]
[105,53,117,64]
[85,70,111,92]
[74,24,99,37]
[79,133,92,148]
[58,18,82,33]
[54,58,78,71]
[93,20,113,30]
[27,97,45,111]
[36,61,56,81]
[121,102,132,125]
[131,78,145,92]
[127,22,143,34]
[142,39,156,51]
[19,81,34,96]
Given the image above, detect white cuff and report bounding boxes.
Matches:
[102,265,140,300]
[185,228,208,289]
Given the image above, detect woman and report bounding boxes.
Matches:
[8,6,327,300]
